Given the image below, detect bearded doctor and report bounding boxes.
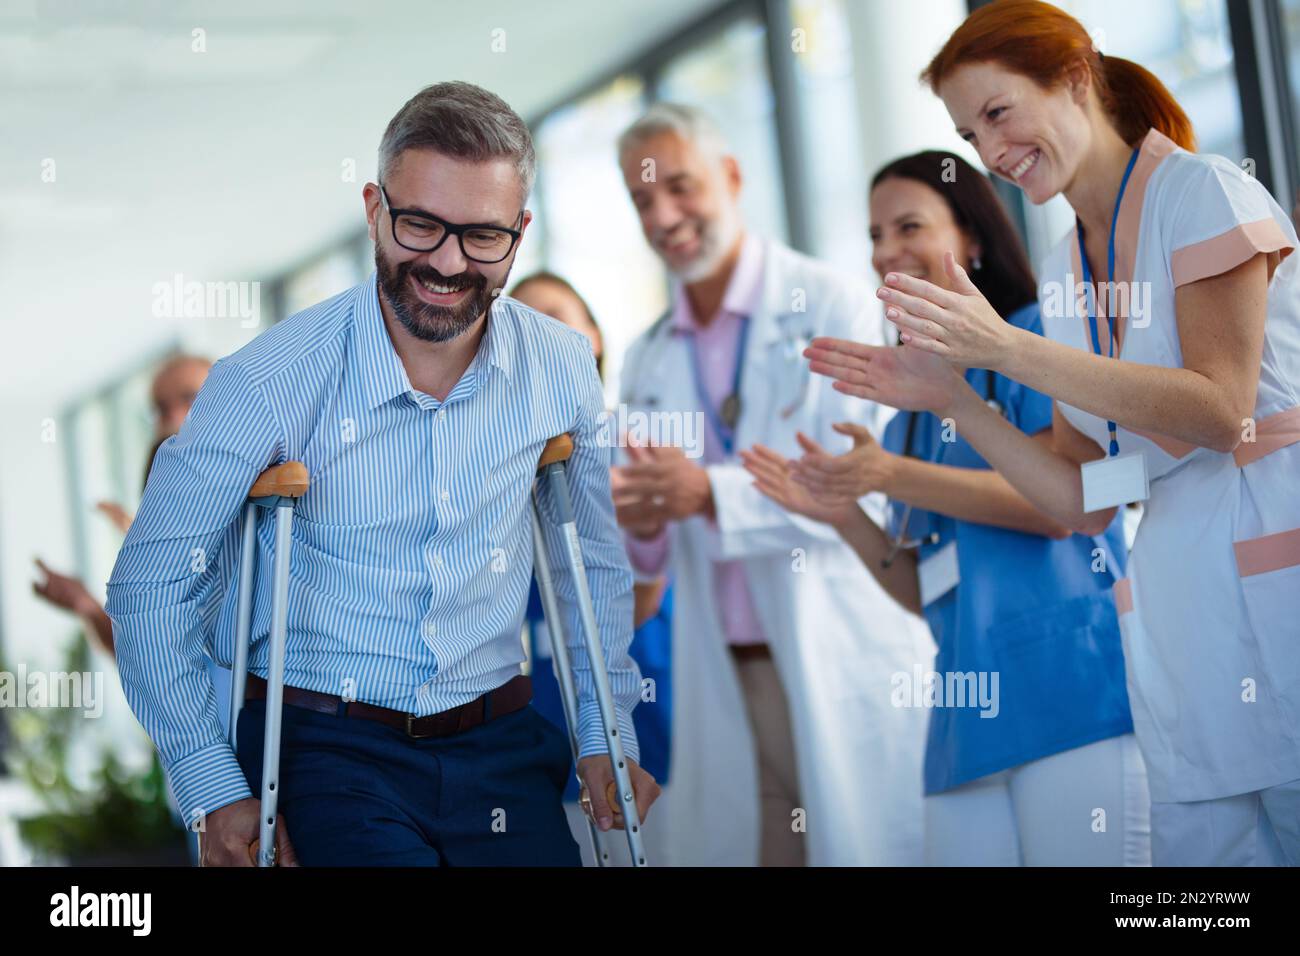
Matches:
[611,102,934,866]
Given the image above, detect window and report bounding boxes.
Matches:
[656,13,790,246]
[788,0,870,275]
[530,76,665,403]
[1276,0,1300,212]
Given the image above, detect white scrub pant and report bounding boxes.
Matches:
[924,734,1151,866]
[1151,779,1300,866]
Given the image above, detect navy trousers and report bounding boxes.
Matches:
[235,696,582,866]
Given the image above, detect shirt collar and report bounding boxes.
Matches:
[352,273,515,410]
[480,294,516,382]
[354,271,413,410]
[670,232,764,332]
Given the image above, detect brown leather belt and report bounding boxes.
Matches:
[729,642,772,662]
[244,673,532,738]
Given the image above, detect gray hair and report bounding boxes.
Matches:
[378,81,536,202]
[616,101,730,165]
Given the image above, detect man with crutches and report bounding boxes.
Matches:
[106,81,659,865]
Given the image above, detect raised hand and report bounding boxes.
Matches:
[790,424,895,500]
[95,500,133,535]
[739,443,859,527]
[804,336,962,414]
[876,251,1017,368]
[32,558,98,618]
[612,442,713,528]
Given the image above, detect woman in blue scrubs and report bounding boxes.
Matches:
[742,151,1148,865]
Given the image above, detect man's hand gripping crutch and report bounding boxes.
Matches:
[202,461,307,867]
[532,433,659,866]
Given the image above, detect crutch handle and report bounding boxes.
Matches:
[537,434,574,471]
[249,462,310,499]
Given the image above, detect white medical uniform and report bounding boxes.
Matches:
[619,237,935,865]
[1038,128,1300,865]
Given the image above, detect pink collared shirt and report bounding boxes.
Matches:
[625,234,768,646]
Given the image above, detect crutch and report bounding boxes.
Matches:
[532,434,647,867]
[226,461,309,867]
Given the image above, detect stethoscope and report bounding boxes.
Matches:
[881,368,1004,568]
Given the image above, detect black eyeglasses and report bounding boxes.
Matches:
[379,185,523,264]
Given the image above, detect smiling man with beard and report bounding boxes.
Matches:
[107,81,659,866]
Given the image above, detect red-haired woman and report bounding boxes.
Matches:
[809,0,1300,866]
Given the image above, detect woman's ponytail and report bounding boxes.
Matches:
[1099,54,1195,150]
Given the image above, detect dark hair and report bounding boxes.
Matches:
[509,271,604,380]
[870,150,1038,320]
[922,0,1194,151]
[378,81,536,201]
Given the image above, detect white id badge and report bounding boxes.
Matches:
[918,541,960,607]
[1081,451,1149,512]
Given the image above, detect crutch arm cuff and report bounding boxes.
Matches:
[248,461,309,499]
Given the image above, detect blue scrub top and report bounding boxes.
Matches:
[882,303,1133,795]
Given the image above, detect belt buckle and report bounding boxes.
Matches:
[405,713,433,739]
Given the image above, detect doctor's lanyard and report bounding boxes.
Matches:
[881,370,1002,568]
[1077,145,1140,459]
[687,315,751,456]
[882,411,940,568]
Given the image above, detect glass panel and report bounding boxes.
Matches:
[71,400,121,596]
[1279,0,1300,213]
[789,0,870,275]
[656,14,789,246]
[531,74,667,404]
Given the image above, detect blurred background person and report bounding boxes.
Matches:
[29,353,217,865]
[511,272,606,378]
[32,355,213,655]
[744,150,1149,866]
[612,102,933,866]
[509,271,674,866]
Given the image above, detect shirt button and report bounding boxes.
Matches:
[440,490,450,501]
[424,621,437,638]
[437,409,446,420]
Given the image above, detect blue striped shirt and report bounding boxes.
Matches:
[105,272,641,827]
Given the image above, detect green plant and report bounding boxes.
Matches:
[2,632,188,863]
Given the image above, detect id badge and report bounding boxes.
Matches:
[918,541,960,607]
[1081,451,1149,512]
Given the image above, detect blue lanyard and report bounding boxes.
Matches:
[1076,146,1139,457]
[686,316,750,455]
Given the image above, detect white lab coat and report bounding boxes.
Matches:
[619,238,935,865]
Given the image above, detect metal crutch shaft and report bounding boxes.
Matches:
[257,500,294,866]
[535,435,647,866]
[228,462,309,867]
[530,501,609,866]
